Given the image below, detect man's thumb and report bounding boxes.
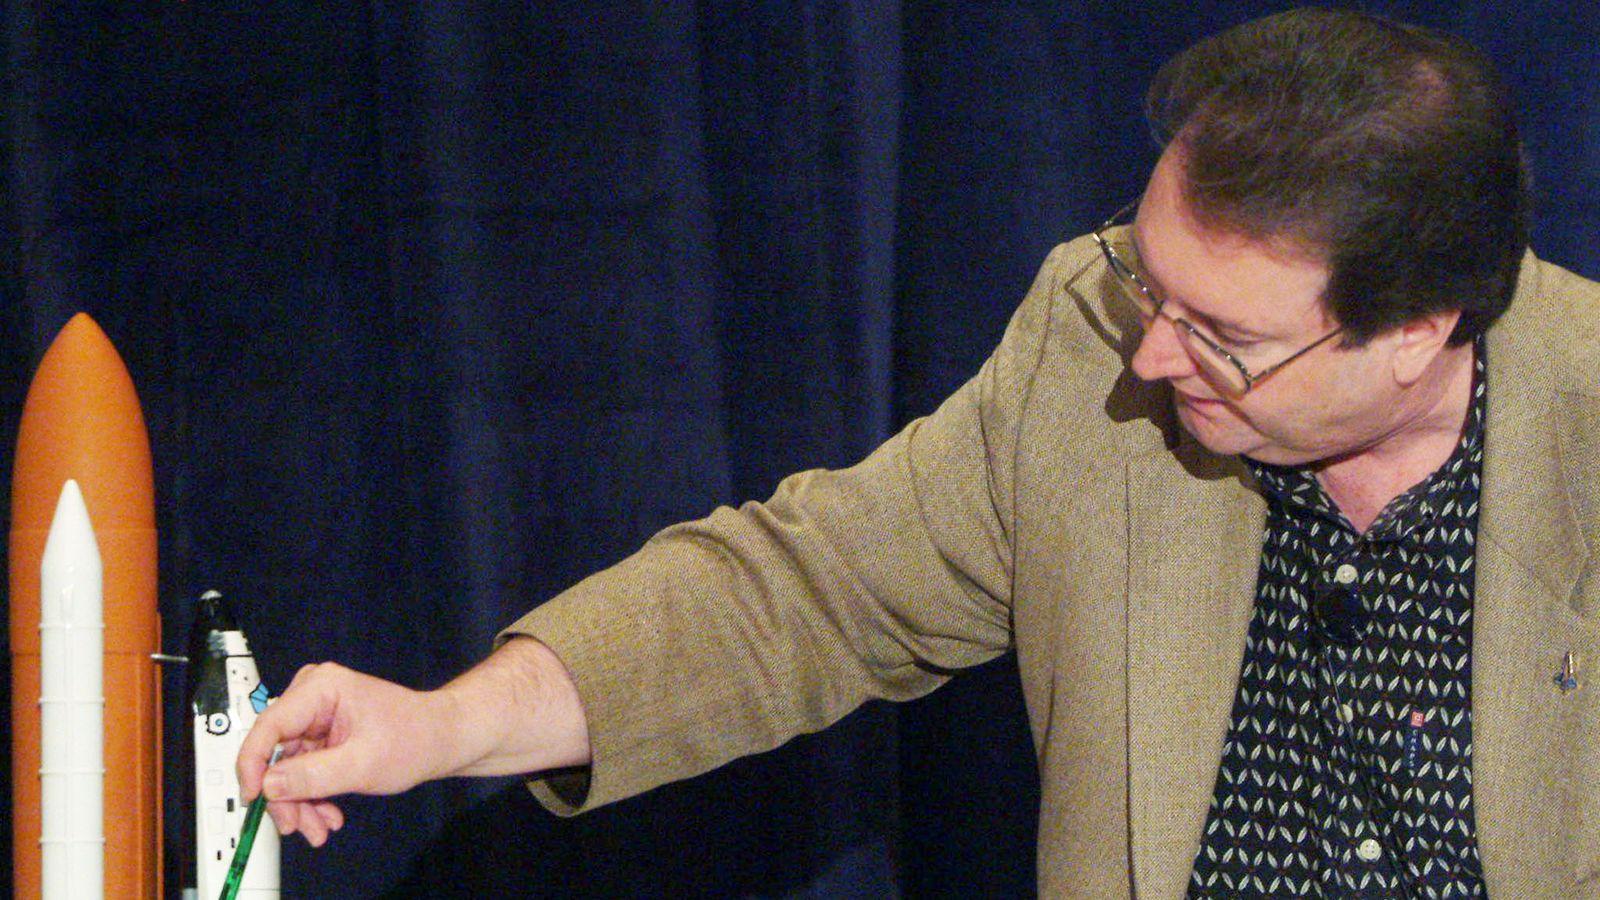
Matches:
[262,748,349,801]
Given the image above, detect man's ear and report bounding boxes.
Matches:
[1390,309,1463,386]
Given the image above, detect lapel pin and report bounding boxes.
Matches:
[1555,651,1579,693]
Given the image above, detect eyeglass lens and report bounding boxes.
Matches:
[1173,327,1250,395]
[1106,248,1252,395]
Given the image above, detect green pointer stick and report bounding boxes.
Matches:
[219,745,282,900]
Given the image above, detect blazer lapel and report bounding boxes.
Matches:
[1471,266,1591,895]
[1126,436,1265,899]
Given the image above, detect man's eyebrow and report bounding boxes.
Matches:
[1187,307,1271,341]
[1129,231,1271,341]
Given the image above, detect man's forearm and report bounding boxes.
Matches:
[436,636,593,777]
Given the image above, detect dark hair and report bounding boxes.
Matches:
[1145,8,1529,345]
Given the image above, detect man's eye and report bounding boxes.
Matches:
[1210,328,1262,348]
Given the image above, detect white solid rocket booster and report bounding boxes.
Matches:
[38,479,105,900]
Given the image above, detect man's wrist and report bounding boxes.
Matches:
[433,635,591,778]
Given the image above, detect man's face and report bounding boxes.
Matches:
[1128,152,1412,467]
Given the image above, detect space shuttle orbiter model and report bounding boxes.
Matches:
[188,590,280,899]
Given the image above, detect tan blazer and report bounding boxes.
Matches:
[508,234,1600,897]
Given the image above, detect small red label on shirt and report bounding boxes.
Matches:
[1404,709,1426,771]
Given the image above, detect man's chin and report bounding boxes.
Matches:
[1176,404,1307,465]
[1176,401,1251,456]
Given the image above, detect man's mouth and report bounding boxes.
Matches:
[1175,391,1226,409]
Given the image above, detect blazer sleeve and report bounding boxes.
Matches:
[498,238,1091,814]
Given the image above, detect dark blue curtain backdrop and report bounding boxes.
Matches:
[3,2,1597,897]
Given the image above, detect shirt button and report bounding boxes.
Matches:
[1335,563,1359,585]
[1356,838,1382,862]
[1339,703,1355,723]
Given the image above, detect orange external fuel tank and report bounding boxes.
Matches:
[10,313,161,898]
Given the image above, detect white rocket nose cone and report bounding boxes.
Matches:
[42,479,101,582]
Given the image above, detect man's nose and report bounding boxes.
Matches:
[1130,314,1196,383]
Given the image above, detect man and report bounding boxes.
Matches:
[239,9,1600,897]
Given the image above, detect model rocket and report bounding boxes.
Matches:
[10,313,161,898]
[188,590,279,898]
[38,480,104,897]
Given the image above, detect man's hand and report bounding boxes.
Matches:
[237,636,592,847]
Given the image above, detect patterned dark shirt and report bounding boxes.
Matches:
[1188,348,1488,899]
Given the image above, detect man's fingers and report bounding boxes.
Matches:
[299,804,330,847]
[310,800,345,834]
[286,663,321,690]
[267,799,300,836]
[260,742,365,802]
[265,797,345,848]
[238,664,342,800]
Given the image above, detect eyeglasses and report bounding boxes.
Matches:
[1091,200,1344,397]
